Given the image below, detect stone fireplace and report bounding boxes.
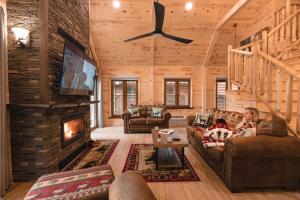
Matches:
[10,106,91,181]
[61,114,85,148]
[7,0,90,181]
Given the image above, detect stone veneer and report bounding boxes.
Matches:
[7,0,91,181]
[10,105,90,181]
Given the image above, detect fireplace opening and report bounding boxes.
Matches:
[61,114,85,148]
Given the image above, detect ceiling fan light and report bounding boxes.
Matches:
[185,2,193,10]
[113,0,120,9]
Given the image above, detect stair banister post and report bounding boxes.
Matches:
[285,75,293,122]
[228,45,232,92]
[286,0,292,46]
[286,0,291,18]
[292,5,297,41]
[275,69,282,112]
[266,62,273,103]
[297,82,300,135]
[252,44,259,97]
[262,30,268,53]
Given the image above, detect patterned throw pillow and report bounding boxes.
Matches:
[151,107,164,118]
[256,115,287,137]
[193,112,211,127]
[226,112,243,129]
[213,110,230,122]
[128,107,140,118]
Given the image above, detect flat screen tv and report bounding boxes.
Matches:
[60,41,97,96]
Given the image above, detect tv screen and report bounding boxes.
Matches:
[60,41,96,96]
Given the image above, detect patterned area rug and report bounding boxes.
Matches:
[122,144,200,182]
[63,139,119,171]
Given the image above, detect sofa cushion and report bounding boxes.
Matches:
[129,118,147,125]
[138,105,149,117]
[256,115,287,137]
[146,118,164,125]
[213,110,231,122]
[193,127,205,140]
[24,165,114,200]
[128,107,140,118]
[226,112,243,129]
[148,105,165,117]
[151,107,164,118]
[204,146,224,161]
[193,112,212,127]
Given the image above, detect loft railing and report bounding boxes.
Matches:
[268,8,300,55]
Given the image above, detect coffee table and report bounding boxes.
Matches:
[151,129,189,170]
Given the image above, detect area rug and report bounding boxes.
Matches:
[63,139,119,171]
[122,144,200,182]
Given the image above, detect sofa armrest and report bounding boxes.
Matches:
[225,135,300,158]
[186,115,195,126]
[122,111,132,133]
[109,172,157,200]
[163,110,171,122]
[122,111,132,120]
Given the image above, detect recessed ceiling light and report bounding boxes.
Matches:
[113,0,120,9]
[185,2,193,10]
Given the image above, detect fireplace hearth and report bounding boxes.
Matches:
[61,114,85,148]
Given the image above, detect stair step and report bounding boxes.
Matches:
[282,58,300,65]
[287,49,300,57]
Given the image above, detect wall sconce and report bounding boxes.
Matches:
[11,27,30,48]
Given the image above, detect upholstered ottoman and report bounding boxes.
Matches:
[24,165,114,200]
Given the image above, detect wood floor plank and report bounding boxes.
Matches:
[3,126,300,200]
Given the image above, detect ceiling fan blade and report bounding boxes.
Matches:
[154,2,165,31]
[124,32,154,42]
[161,32,193,44]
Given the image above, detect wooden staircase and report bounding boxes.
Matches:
[227,3,300,137]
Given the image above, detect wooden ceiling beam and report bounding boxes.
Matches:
[203,0,251,66]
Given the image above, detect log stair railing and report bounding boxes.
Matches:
[228,5,300,137]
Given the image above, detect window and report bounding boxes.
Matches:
[164,79,190,108]
[216,79,227,110]
[111,80,138,116]
[90,76,97,129]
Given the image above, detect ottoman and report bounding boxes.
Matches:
[24,165,114,200]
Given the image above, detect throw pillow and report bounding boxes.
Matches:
[151,107,164,118]
[213,110,229,122]
[226,112,243,129]
[128,107,140,118]
[193,112,211,127]
[256,114,287,137]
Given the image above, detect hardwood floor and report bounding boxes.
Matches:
[4,127,300,200]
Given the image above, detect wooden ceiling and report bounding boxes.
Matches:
[90,0,268,67]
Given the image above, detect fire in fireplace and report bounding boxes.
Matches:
[61,114,85,148]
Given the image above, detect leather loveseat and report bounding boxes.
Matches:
[186,110,300,192]
[122,105,171,133]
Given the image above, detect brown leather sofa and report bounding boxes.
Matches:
[186,111,300,192]
[122,105,171,133]
[109,172,157,200]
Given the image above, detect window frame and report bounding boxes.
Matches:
[90,75,98,131]
[111,80,138,117]
[215,78,227,110]
[164,78,191,109]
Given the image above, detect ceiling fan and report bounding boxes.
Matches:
[124,1,193,44]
